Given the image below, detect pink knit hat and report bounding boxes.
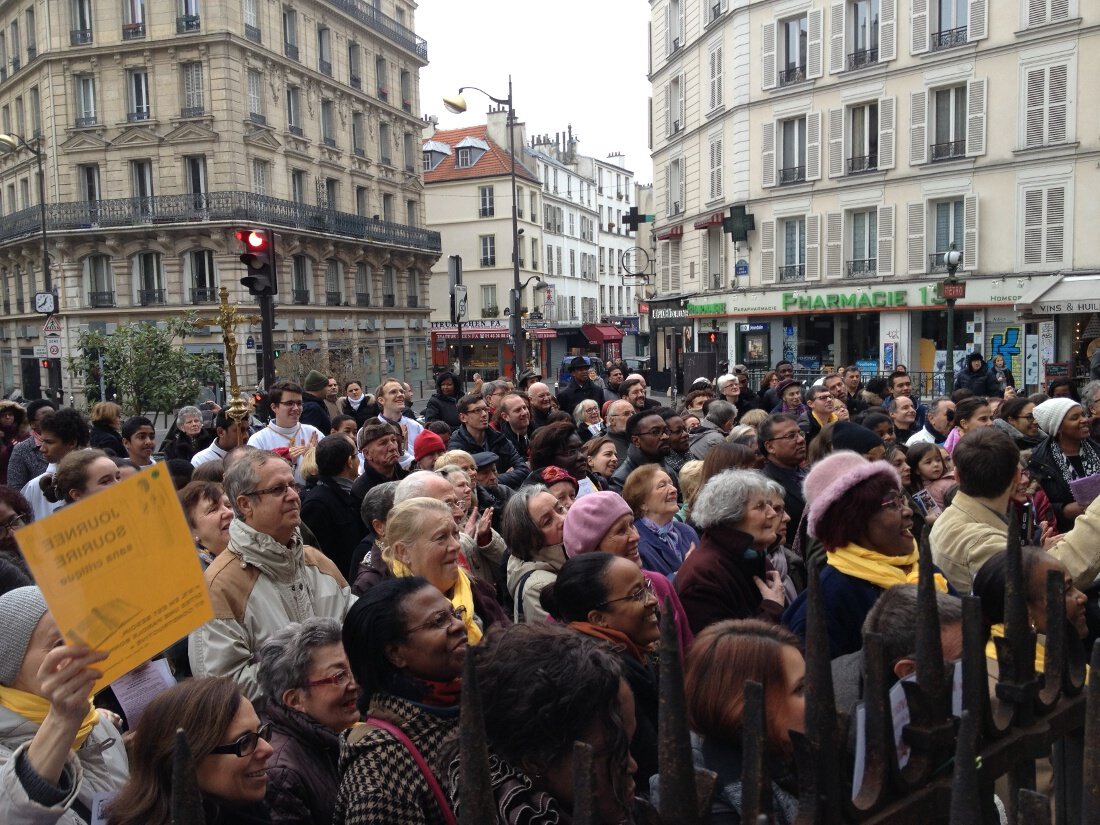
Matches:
[802,450,900,539]
[563,491,633,557]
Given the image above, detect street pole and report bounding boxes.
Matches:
[945,297,956,392]
[259,293,276,390]
[506,76,523,378]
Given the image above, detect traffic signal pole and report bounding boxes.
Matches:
[235,227,278,391]
[259,293,276,390]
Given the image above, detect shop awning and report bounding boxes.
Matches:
[433,326,511,340]
[581,323,624,344]
[655,224,683,241]
[1014,273,1100,314]
[526,327,557,339]
[693,211,724,229]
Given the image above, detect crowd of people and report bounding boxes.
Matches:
[0,354,1098,824]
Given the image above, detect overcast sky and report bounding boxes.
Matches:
[417,0,654,185]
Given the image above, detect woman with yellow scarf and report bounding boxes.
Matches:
[381,497,509,642]
[783,450,954,658]
[0,586,129,823]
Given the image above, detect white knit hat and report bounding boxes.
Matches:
[1032,398,1080,438]
[0,586,48,686]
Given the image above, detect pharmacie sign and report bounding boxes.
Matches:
[783,290,910,311]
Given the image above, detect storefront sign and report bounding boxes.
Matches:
[431,321,512,340]
[856,359,879,375]
[688,302,727,315]
[622,316,640,334]
[650,306,691,324]
[782,290,909,311]
[1036,300,1100,315]
[739,323,769,332]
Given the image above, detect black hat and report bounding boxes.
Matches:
[569,356,589,371]
[472,451,499,470]
[831,421,885,456]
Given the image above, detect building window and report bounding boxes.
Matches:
[779,217,806,282]
[323,177,338,210]
[184,155,207,208]
[247,69,264,123]
[291,169,306,203]
[666,0,684,54]
[355,263,371,305]
[666,74,684,135]
[930,199,963,271]
[282,8,298,59]
[848,0,880,70]
[25,8,36,55]
[348,42,361,88]
[779,15,808,86]
[252,159,268,195]
[317,26,332,75]
[478,185,494,218]
[848,101,878,173]
[481,284,497,314]
[71,0,93,43]
[353,112,365,156]
[931,85,965,161]
[708,43,723,109]
[131,160,154,217]
[382,193,394,221]
[1023,63,1070,149]
[379,123,391,164]
[325,260,342,305]
[78,164,100,201]
[188,250,217,303]
[569,250,576,276]
[665,157,684,215]
[286,86,302,135]
[455,147,471,168]
[84,255,114,307]
[243,0,258,34]
[400,70,412,110]
[128,69,150,121]
[321,99,336,147]
[406,199,417,226]
[75,75,96,126]
[848,210,877,277]
[1027,0,1071,28]
[356,186,368,216]
[291,256,310,302]
[930,0,967,50]
[779,117,807,184]
[29,87,39,136]
[1022,186,1065,266]
[382,266,396,305]
[181,62,203,117]
[375,55,388,97]
[133,252,165,305]
[479,235,496,267]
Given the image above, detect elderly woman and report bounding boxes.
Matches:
[526,419,604,494]
[782,451,951,658]
[88,401,125,458]
[180,480,234,567]
[540,553,660,794]
[446,624,637,825]
[1,587,128,824]
[335,577,465,825]
[256,618,360,825]
[527,465,579,511]
[162,405,208,463]
[772,379,806,416]
[622,463,699,577]
[574,398,605,444]
[674,470,787,634]
[42,449,121,508]
[1081,380,1100,442]
[350,481,400,596]
[106,677,271,825]
[501,485,568,623]
[1030,398,1100,532]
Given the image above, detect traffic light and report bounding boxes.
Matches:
[39,359,49,369]
[235,228,277,295]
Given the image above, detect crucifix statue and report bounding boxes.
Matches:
[195,286,261,425]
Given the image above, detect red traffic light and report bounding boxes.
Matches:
[235,229,268,250]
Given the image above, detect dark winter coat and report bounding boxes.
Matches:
[447,425,530,489]
[262,701,341,825]
[760,461,807,550]
[300,477,367,578]
[0,400,27,485]
[6,436,46,491]
[608,445,680,495]
[556,376,609,415]
[635,518,698,577]
[89,421,125,457]
[300,394,332,434]
[953,358,1002,397]
[783,564,883,658]
[340,397,378,430]
[422,372,462,429]
[1028,435,1100,533]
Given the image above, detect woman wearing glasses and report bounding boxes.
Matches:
[782,451,952,658]
[107,677,271,825]
[540,552,661,795]
[254,618,359,825]
[0,486,33,578]
[994,397,1043,450]
[335,576,465,825]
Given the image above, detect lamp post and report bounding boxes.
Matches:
[443,77,526,376]
[940,243,964,392]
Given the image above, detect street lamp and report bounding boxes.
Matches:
[941,243,964,391]
[443,77,526,376]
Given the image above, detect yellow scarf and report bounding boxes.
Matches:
[391,559,483,644]
[0,686,99,749]
[827,542,949,593]
[985,624,1045,674]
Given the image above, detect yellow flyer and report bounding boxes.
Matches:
[17,466,213,689]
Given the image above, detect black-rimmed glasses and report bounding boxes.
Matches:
[210,722,272,757]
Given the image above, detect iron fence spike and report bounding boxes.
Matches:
[1082,640,1100,824]
[803,555,842,821]
[947,710,981,825]
[457,645,496,825]
[571,741,597,825]
[741,680,770,824]
[170,728,206,825]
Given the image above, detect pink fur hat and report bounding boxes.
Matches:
[802,450,901,539]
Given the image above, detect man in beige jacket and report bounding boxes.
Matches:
[930,427,1100,594]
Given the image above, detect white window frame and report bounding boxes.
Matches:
[1020,58,1073,150]
[479,235,496,267]
[478,185,494,218]
[128,69,150,119]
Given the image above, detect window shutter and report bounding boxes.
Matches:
[1022,189,1044,265]
[825,212,843,279]
[1027,0,1047,27]
[806,111,822,181]
[907,202,926,274]
[664,3,672,55]
[1047,64,1068,144]
[762,121,776,188]
[966,79,987,157]
[805,215,821,281]
[911,0,929,55]
[963,195,979,271]
[702,234,710,280]
[679,159,687,210]
[710,139,723,199]
[1050,0,1069,23]
[717,231,726,281]
[1046,186,1065,263]
[678,2,686,49]
[678,73,686,131]
[909,90,928,165]
[665,164,673,217]
[660,241,671,291]
[664,81,673,138]
[877,205,895,277]
[762,22,777,91]
[807,10,824,78]
[760,220,776,283]
[710,46,723,109]
[967,0,987,41]
[829,2,845,74]
[878,97,896,170]
[1025,67,1046,148]
[670,240,682,291]
[879,0,897,61]
[828,108,844,178]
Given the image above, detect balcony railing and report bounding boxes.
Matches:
[292,289,310,305]
[0,191,442,253]
[928,251,963,274]
[846,47,878,70]
[177,15,201,33]
[931,26,967,51]
[846,258,877,278]
[406,295,418,308]
[778,165,806,185]
[778,264,805,283]
[325,291,342,306]
[70,29,93,45]
[284,42,299,60]
[138,288,166,306]
[319,59,332,76]
[88,290,115,308]
[931,140,966,162]
[847,154,878,175]
[75,116,97,128]
[249,112,266,126]
[26,45,36,59]
[122,23,145,39]
[180,107,204,119]
[323,136,336,148]
[382,294,396,307]
[128,111,151,123]
[778,65,807,87]
[245,24,261,43]
[355,292,371,306]
[288,124,303,137]
[353,147,365,158]
[11,57,20,72]
[318,0,428,59]
[190,287,218,304]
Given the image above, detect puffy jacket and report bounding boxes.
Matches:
[0,709,128,825]
[688,419,726,461]
[422,372,463,429]
[299,395,332,434]
[189,519,355,700]
[506,543,567,624]
[263,701,341,825]
[300,477,367,579]
[953,358,1001,396]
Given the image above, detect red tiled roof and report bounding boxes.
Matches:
[423,124,540,185]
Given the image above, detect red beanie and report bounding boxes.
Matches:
[413,430,446,463]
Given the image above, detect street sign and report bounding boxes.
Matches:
[45,334,63,359]
[246,336,255,350]
[42,316,63,334]
[33,346,46,358]
[942,281,966,300]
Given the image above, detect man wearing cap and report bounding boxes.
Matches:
[300,369,333,434]
[557,356,608,413]
[526,382,555,431]
[762,360,795,410]
[448,393,530,489]
[473,450,513,531]
[351,421,407,503]
[516,368,542,392]
[413,429,447,470]
[497,392,534,459]
[300,434,366,577]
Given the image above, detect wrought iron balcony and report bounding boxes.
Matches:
[319,59,332,76]
[122,23,145,40]
[406,295,418,308]
[138,288,166,306]
[245,24,261,43]
[319,0,428,59]
[931,140,965,162]
[847,154,878,175]
[190,287,218,304]
[284,42,299,60]
[26,45,36,59]
[180,107,204,119]
[249,112,266,126]
[355,292,371,306]
[288,124,303,137]
[177,15,201,33]
[353,147,365,158]
[0,191,442,253]
[325,291,342,306]
[88,290,115,308]
[70,29,93,45]
[778,264,805,283]
[778,66,806,87]
[75,116,97,128]
[845,258,877,278]
[128,111,151,123]
[350,74,362,90]
[846,47,878,70]
[931,26,967,51]
[11,57,20,72]
[323,136,336,148]
[928,251,963,274]
[382,294,396,307]
[778,165,806,185]
[292,289,310,305]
